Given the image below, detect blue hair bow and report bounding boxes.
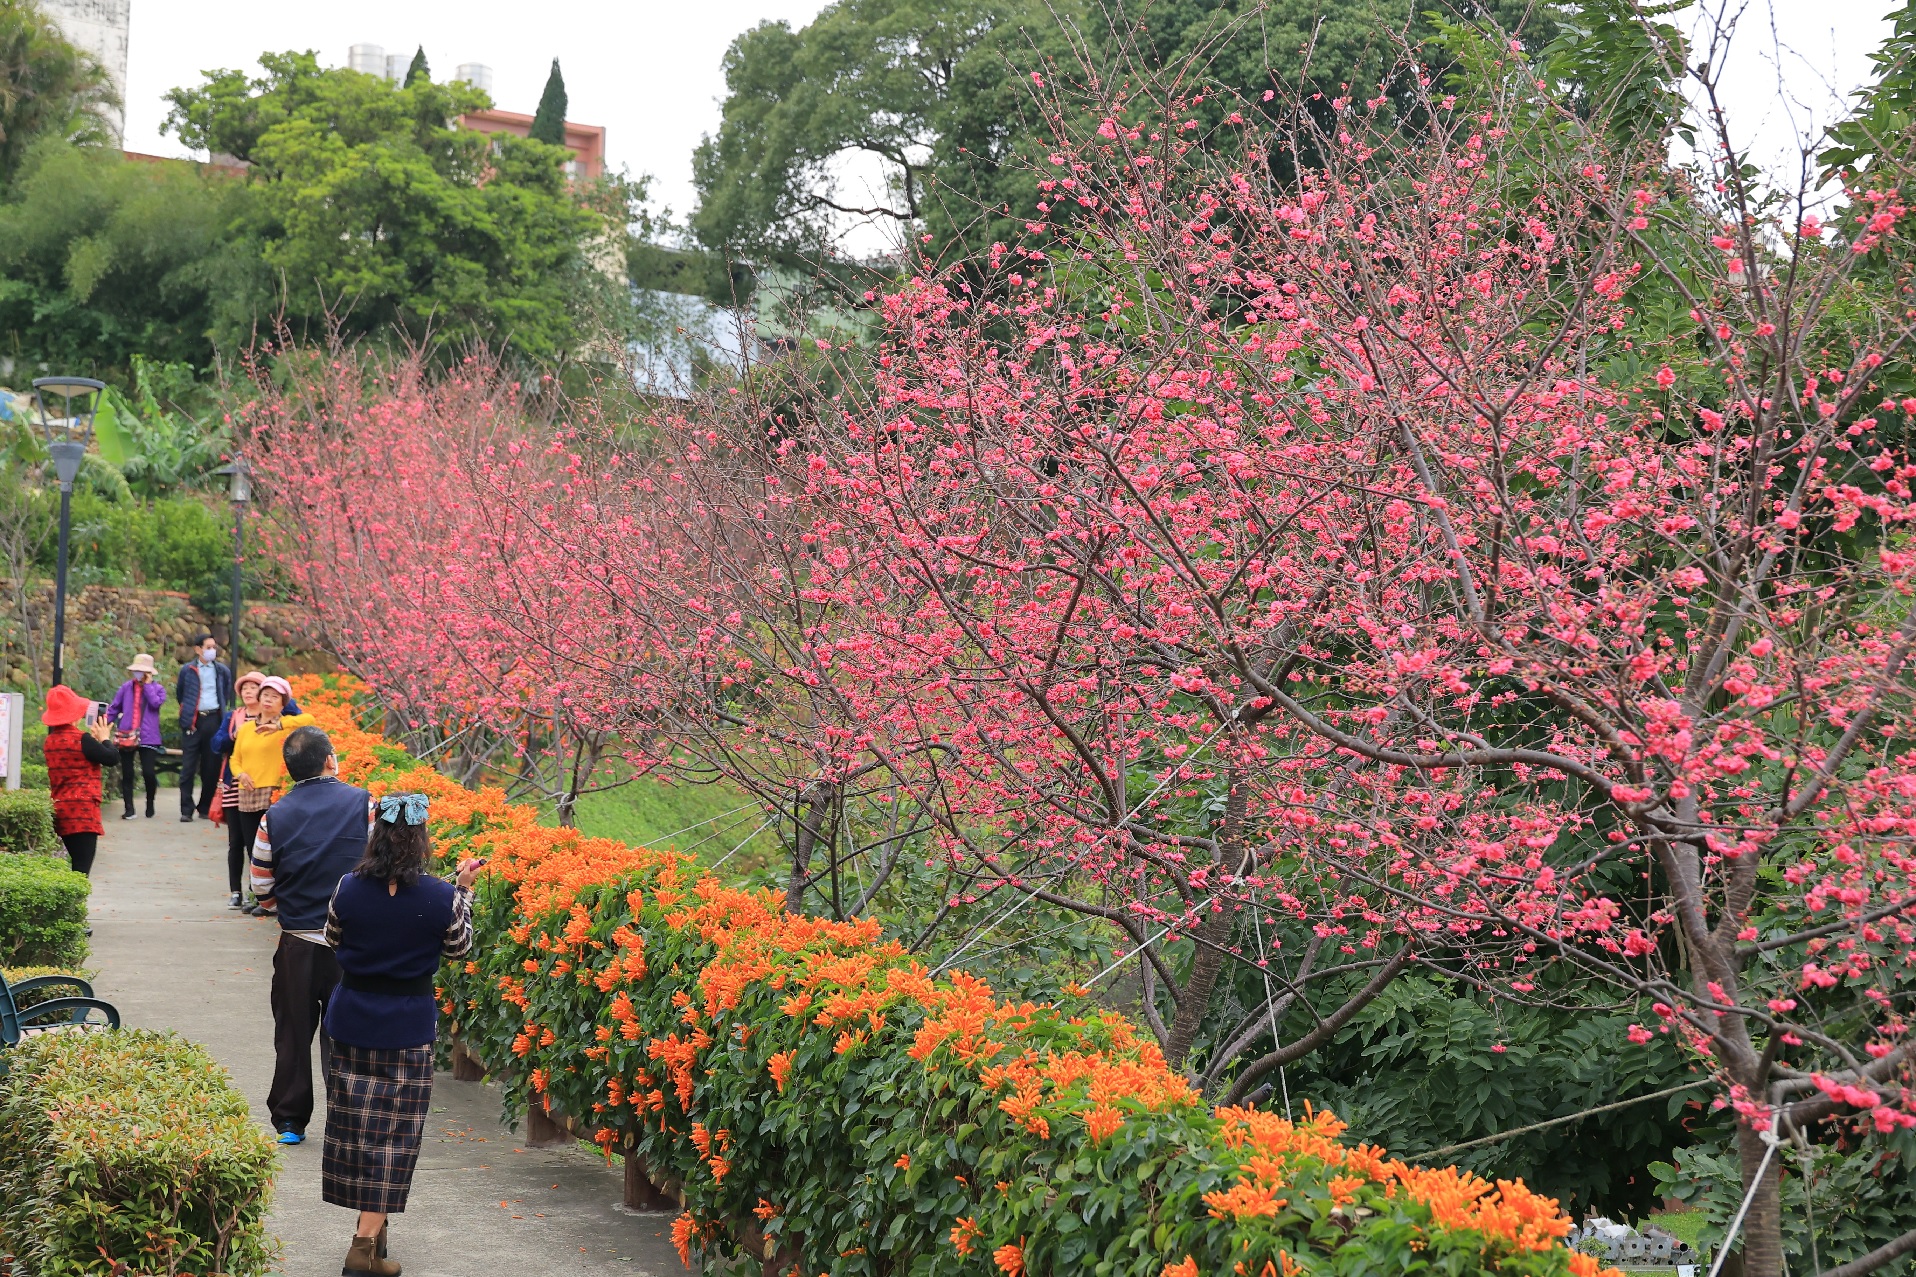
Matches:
[379,792,431,826]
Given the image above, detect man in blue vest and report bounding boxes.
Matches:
[250,725,372,1145]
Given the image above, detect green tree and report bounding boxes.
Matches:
[529,58,567,145]
[1822,0,1916,180]
[1277,974,1697,1219]
[163,51,604,363]
[691,0,1077,263]
[1111,0,1559,135]
[403,45,430,88]
[690,0,1566,265]
[0,0,116,189]
[0,142,245,378]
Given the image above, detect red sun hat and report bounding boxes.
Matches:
[42,684,91,727]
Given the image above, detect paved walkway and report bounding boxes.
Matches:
[85,804,683,1277]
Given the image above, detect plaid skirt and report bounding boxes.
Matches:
[321,1042,434,1213]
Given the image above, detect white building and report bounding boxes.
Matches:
[34,0,129,142]
[347,43,493,93]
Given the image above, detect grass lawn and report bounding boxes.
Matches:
[564,774,782,872]
[1645,1209,1711,1257]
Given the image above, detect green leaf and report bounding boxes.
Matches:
[93,391,135,468]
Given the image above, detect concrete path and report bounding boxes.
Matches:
[84,803,684,1277]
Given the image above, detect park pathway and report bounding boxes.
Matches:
[83,805,683,1277]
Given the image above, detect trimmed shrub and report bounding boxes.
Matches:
[17,762,48,791]
[0,855,87,967]
[0,790,57,855]
[0,1029,279,1276]
[295,674,1616,1277]
[1,967,97,1011]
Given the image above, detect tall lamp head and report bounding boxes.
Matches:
[30,376,106,488]
[215,457,253,504]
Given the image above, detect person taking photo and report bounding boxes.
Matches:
[106,653,166,820]
[320,789,482,1275]
[39,685,120,876]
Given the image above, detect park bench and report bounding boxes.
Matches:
[0,972,120,1071]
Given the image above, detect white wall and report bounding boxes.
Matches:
[35,0,131,142]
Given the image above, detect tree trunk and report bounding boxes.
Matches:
[1161,904,1234,1068]
[784,781,834,913]
[1735,1120,1785,1277]
[1163,764,1245,1068]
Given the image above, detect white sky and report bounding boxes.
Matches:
[120,0,1899,242]
[121,0,831,228]
[1679,0,1896,184]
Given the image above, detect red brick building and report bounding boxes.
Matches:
[457,109,606,181]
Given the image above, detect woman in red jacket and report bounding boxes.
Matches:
[40,684,121,875]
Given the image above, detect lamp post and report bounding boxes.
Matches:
[214,458,252,673]
[30,377,106,689]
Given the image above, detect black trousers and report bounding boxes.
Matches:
[119,746,158,814]
[227,806,264,894]
[178,716,221,816]
[60,831,98,876]
[269,932,339,1134]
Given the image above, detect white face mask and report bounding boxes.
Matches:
[201,647,217,663]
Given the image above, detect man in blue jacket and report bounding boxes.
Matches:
[175,634,233,822]
[250,725,372,1144]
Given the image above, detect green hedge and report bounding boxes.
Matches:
[0,1029,278,1275]
[16,763,48,791]
[0,790,57,855]
[27,489,230,597]
[0,855,87,967]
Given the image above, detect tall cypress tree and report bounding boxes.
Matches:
[528,58,567,145]
[403,45,430,87]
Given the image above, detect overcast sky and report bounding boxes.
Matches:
[121,0,830,228]
[121,0,1897,240]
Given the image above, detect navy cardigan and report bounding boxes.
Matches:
[323,872,474,1049]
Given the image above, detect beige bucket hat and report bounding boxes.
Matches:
[125,652,159,676]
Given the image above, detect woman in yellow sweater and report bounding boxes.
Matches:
[229,676,317,912]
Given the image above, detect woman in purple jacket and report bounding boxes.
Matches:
[106,652,167,819]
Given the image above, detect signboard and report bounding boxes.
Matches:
[0,692,21,790]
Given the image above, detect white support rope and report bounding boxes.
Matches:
[1421,1081,1709,1158]
[1084,926,1171,987]
[930,887,1047,976]
[707,815,777,872]
[1706,1114,1783,1277]
[645,804,758,847]
[930,718,1237,978]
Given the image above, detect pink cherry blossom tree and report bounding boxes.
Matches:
[249,31,1916,1277]
[241,346,643,824]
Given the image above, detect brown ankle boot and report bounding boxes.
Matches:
[343,1234,401,1276]
[377,1222,390,1259]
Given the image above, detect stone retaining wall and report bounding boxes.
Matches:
[0,580,332,693]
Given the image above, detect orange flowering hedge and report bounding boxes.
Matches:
[294,673,1617,1277]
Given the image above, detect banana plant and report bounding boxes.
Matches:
[92,358,230,498]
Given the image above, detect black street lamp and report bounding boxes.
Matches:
[30,377,106,689]
[214,458,252,672]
